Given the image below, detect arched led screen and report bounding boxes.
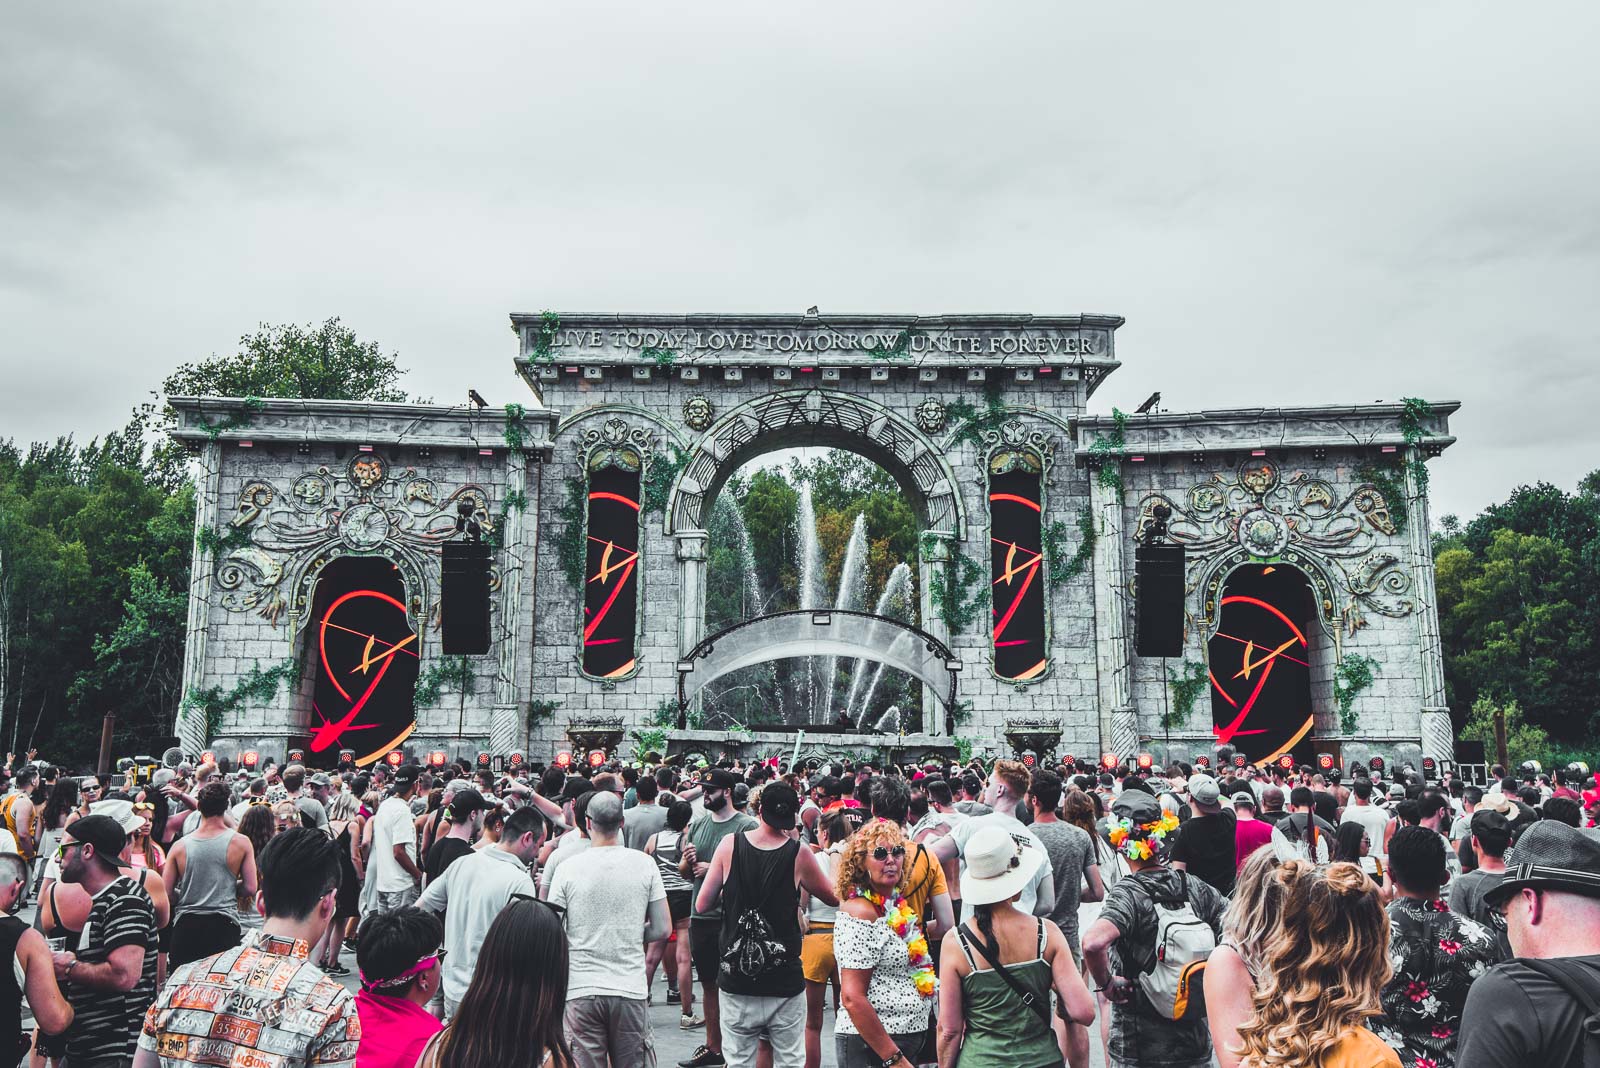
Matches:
[308,556,420,767]
[989,471,1047,681]
[1208,564,1316,765]
[583,467,641,678]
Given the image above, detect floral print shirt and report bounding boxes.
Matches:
[1373,897,1503,1068]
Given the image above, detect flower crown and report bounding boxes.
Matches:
[1106,813,1181,861]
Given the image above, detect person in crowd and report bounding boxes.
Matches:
[936,825,1094,1068]
[1449,809,1511,950]
[137,827,359,1067]
[539,790,596,896]
[1456,819,1600,1067]
[424,788,487,886]
[417,803,550,1019]
[1024,769,1101,1068]
[547,791,669,1068]
[162,781,256,968]
[1170,774,1236,895]
[1083,790,1227,1068]
[953,774,991,817]
[1272,785,1335,863]
[0,852,74,1053]
[1227,860,1401,1067]
[128,800,166,872]
[865,776,954,945]
[1448,786,1481,842]
[645,799,698,1025]
[354,906,445,1068]
[929,760,1055,925]
[2,766,39,868]
[1345,777,1394,862]
[51,813,159,1068]
[1230,791,1275,873]
[800,809,851,1068]
[1064,786,1120,1052]
[828,818,932,1068]
[624,773,669,851]
[677,768,758,1068]
[1372,825,1501,1068]
[416,896,575,1068]
[473,805,504,852]
[317,789,364,976]
[372,764,425,910]
[1205,847,1284,1068]
[235,803,277,932]
[695,782,836,1068]
[1333,821,1385,883]
[34,778,78,891]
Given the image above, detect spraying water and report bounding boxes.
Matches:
[821,513,869,721]
[843,562,910,717]
[794,484,824,720]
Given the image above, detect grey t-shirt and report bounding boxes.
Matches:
[1029,820,1096,954]
[622,802,669,852]
[1099,868,1227,1068]
[1450,868,1511,955]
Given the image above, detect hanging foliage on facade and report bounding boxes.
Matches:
[183,658,302,746]
[1334,653,1381,734]
[1165,659,1208,732]
[413,655,474,708]
[1087,408,1129,497]
[1045,509,1097,587]
[195,397,264,442]
[530,311,560,363]
[503,404,528,450]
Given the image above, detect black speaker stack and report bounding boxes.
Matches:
[441,541,492,654]
[1134,542,1185,658]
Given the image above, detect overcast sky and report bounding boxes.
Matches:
[4,2,1597,521]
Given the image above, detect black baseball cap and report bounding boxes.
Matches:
[760,783,799,830]
[445,788,489,819]
[64,814,132,868]
[705,769,740,791]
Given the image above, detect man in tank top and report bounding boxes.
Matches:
[163,782,258,968]
[0,852,74,1055]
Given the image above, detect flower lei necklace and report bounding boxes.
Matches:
[1107,813,1180,861]
[856,887,937,997]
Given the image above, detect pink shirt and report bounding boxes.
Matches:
[355,989,442,1068]
[1234,814,1275,871]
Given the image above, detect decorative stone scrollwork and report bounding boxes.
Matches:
[982,418,1057,475]
[580,417,653,473]
[682,396,715,432]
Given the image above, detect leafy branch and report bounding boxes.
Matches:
[1333,654,1380,734]
[1045,509,1097,586]
[527,699,561,732]
[503,403,527,450]
[1086,408,1129,497]
[551,477,587,588]
[642,346,678,370]
[865,328,916,360]
[413,656,473,707]
[183,658,302,744]
[196,524,254,557]
[531,311,560,363]
[643,445,690,516]
[195,397,264,442]
[945,380,1007,450]
[1165,660,1207,732]
[921,535,984,633]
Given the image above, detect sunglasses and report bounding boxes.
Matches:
[509,892,567,919]
[870,845,907,862]
[55,841,85,859]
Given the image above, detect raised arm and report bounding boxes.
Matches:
[18,928,72,1034]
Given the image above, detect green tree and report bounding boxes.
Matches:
[1460,695,1553,767]
[162,318,411,403]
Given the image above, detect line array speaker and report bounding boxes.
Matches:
[1134,543,1185,658]
[441,541,492,655]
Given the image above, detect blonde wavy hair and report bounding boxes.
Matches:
[1222,846,1283,978]
[833,818,909,901]
[1235,861,1391,1068]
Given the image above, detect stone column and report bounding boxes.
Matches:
[918,532,953,737]
[1089,462,1136,757]
[1406,448,1453,762]
[491,450,529,756]
[675,529,710,656]
[176,442,224,753]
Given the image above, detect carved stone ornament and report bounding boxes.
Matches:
[915,398,946,434]
[682,396,715,432]
[1136,461,1419,633]
[580,417,653,473]
[982,418,1057,474]
[207,450,499,636]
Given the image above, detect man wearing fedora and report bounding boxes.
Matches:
[1456,819,1600,1067]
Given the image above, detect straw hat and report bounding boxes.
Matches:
[960,826,1043,906]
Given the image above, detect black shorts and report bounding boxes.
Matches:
[690,918,722,987]
[667,889,693,925]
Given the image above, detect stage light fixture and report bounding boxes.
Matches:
[507,751,525,771]
[1318,753,1335,772]
[200,750,215,765]
[240,750,259,769]
[477,752,492,768]
[1420,756,1438,781]
[587,749,606,769]
[385,750,404,767]
[554,750,573,769]
[1062,754,1075,768]
[1020,751,1036,768]
[1194,755,1212,769]
[1277,755,1295,771]
[287,749,305,764]
[1100,752,1119,770]
[1137,753,1154,771]
[428,750,448,768]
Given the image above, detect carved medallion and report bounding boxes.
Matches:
[338,503,391,550]
[1238,508,1290,557]
[915,398,946,434]
[581,417,651,473]
[682,396,715,432]
[1238,460,1278,498]
[292,474,330,511]
[1352,488,1396,535]
[1189,484,1223,514]
[348,454,388,493]
[1298,479,1336,517]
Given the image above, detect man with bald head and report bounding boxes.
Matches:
[548,789,671,1068]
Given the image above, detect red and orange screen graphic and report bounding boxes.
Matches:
[582,467,641,678]
[1208,564,1317,766]
[308,557,420,767]
[989,471,1048,681]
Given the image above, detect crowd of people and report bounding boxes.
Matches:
[0,745,1594,1067]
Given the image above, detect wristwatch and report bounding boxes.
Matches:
[877,1052,907,1067]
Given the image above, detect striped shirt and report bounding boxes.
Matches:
[140,930,361,1066]
[66,876,158,1063]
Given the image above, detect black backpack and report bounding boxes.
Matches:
[1521,958,1600,1067]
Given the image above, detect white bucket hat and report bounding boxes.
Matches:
[960,826,1043,906]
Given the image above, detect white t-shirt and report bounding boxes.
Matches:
[949,811,1051,923]
[372,796,418,893]
[547,845,665,1000]
[540,835,591,895]
[1343,803,1392,859]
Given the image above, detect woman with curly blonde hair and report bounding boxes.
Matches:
[1233,860,1401,1068]
[832,819,935,1067]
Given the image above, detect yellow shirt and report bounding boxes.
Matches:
[1322,1027,1403,1068]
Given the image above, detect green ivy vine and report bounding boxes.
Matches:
[1355,462,1411,537]
[551,478,587,588]
[945,381,1007,450]
[413,656,474,707]
[1086,408,1129,497]
[484,489,528,551]
[527,698,562,732]
[531,311,560,363]
[642,346,678,370]
[1355,398,1435,538]
[503,403,528,450]
[952,736,974,764]
[183,658,302,744]
[1044,509,1097,586]
[1165,660,1207,732]
[865,328,916,360]
[921,534,985,634]
[196,397,264,442]
[1399,396,1433,492]
[196,524,253,556]
[1333,654,1381,735]
[643,446,690,516]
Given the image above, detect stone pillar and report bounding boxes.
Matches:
[1089,462,1135,757]
[1406,448,1453,762]
[491,449,530,755]
[176,442,224,753]
[918,532,953,737]
[675,529,710,656]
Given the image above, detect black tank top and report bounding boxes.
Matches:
[0,915,26,1053]
[719,832,803,998]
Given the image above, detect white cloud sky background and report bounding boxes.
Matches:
[4,2,1598,521]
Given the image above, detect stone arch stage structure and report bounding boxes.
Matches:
[169,313,1459,771]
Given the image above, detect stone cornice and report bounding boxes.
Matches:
[1073,401,1461,460]
[167,396,557,450]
